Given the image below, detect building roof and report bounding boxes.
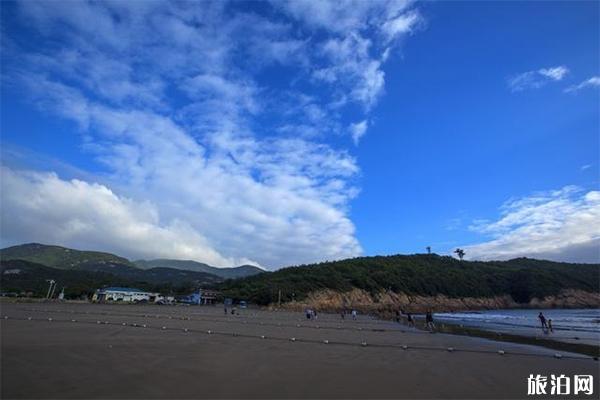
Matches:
[99,287,145,293]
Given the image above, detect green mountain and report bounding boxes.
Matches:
[0,243,133,269]
[134,259,264,279]
[219,254,600,306]
[1,259,222,298]
[0,243,264,280]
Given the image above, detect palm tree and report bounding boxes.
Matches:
[454,248,465,260]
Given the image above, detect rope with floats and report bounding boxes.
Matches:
[2,314,596,362]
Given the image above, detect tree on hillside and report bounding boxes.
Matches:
[426,246,431,254]
[454,248,465,260]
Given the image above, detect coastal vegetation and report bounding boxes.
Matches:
[219,254,600,308]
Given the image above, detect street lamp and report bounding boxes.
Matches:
[46,279,56,299]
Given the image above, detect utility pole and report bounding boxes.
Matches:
[46,279,56,299]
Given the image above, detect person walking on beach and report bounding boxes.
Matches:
[548,319,553,333]
[395,310,401,323]
[306,308,312,320]
[425,311,436,331]
[352,309,357,320]
[538,312,548,330]
[341,310,345,320]
[406,312,415,327]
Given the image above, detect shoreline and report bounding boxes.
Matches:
[375,310,600,358]
[424,321,600,358]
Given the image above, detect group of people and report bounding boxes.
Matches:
[301,308,556,335]
[340,309,358,320]
[305,308,318,320]
[304,308,363,321]
[224,306,237,315]
[538,312,554,333]
[395,309,434,329]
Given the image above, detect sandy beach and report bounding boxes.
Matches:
[1,301,598,399]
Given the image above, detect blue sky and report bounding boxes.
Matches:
[1,1,599,268]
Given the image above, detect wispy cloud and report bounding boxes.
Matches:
[277,0,422,110]
[1,1,423,268]
[507,65,569,92]
[349,120,369,145]
[464,186,600,263]
[564,76,600,93]
[538,66,569,81]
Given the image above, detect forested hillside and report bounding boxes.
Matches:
[219,254,599,306]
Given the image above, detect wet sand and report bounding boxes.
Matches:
[1,301,598,399]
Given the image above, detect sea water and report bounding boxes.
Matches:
[434,308,600,346]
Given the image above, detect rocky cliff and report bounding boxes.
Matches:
[280,288,600,314]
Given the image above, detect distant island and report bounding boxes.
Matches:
[1,243,598,313]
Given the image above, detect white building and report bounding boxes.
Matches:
[92,287,162,303]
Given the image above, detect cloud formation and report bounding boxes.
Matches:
[349,120,369,145]
[464,186,600,263]
[564,76,600,93]
[0,167,245,266]
[1,1,421,268]
[507,65,569,92]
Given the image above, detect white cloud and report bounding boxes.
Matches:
[0,166,245,266]
[464,186,600,263]
[278,0,421,110]
[564,76,600,93]
[538,66,569,81]
[507,65,569,92]
[274,0,411,33]
[1,1,424,268]
[349,120,369,145]
[3,76,363,268]
[381,10,421,43]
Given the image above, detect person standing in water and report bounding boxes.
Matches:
[548,319,553,333]
[538,312,548,330]
[425,311,436,331]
